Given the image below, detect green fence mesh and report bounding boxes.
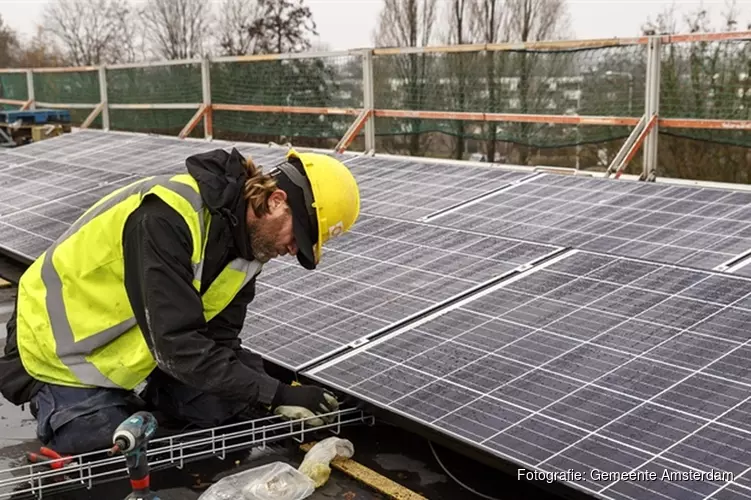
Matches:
[660,39,750,121]
[0,37,746,183]
[209,54,362,141]
[658,39,751,150]
[107,63,203,105]
[368,45,649,162]
[212,110,351,143]
[0,72,28,109]
[373,45,647,117]
[107,109,197,134]
[33,70,100,105]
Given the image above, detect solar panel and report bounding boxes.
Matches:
[0,159,131,214]
[239,214,563,370]
[727,263,751,279]
[7,129,352,178]
[0,137,471,262]
[0,130,355,261]
[0,150,37,168]
[11,131,274,177]
[7,129,751,500]
[0,176,141,261]
[306,248,751,500]
[9,129,143,159]
[345,155,537,220]
[429,173,751,274]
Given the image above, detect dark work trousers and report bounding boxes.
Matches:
[29,355,269,456]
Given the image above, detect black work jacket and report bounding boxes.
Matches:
[0,148,280,407]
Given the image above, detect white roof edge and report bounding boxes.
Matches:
[349,150,751,193]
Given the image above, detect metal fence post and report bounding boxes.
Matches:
[362,49,376,153]
[98,66,110,131]
[201,57,212,140]
[25,70,35,110]
[648,36,661,180]
[642,36,661,181]
[642,38,653,178]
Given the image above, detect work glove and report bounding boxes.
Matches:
[271,383,340,427]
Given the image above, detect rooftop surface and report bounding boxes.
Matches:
[0,282,560,500]
[3,129,751,500]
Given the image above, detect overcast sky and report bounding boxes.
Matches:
[0,0,748,49]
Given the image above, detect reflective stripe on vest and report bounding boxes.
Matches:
[203,258,263,321]
[16,174,262,390]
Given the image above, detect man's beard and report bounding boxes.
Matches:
[248,220,278,263]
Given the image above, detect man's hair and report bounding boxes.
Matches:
[243,157,278,217]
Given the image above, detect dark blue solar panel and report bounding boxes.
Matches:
[307,249,751,500]
[240,214,562,370]
[430,173,751,274]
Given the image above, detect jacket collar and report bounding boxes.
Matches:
[185,148,254,261]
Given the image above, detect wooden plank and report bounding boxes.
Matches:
[659,118,751,130]
[335,109,372,153]
[375,108,641,126]
[178,104,207,139]
[212,104,360,116]
[299,442,428,500]
[80,102,105,129]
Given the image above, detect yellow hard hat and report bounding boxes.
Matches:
[271,148,360,269]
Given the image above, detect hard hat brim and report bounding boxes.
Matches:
[291,209,316,270]
[272,159,318,270]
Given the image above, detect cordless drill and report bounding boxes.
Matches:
[108,411,161,500]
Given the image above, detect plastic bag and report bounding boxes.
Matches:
[197,437,355,499]
[298,437,355,487]
[197,462,315,500]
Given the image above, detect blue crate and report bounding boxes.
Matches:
[0,109,72,125]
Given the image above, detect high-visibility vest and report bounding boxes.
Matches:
[15,173,262,391]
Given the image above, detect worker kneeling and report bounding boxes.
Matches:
[0,146,360,455]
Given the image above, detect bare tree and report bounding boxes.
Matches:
[17,25,67,68]
[252,0,318,54]
[0,14,20,67]
[374,0,439,156]
[471,0,506,43]
[215,0,265,56]
[503,0,570,43]
[641,2,678,35]
[470,0,507,162]
[644,0,751,183]
[443,0,475,159]
[118,8,148,63]
[375,0,437,48]
[500,0,570,164]
[140,0,212,60]
[41,0,135,65]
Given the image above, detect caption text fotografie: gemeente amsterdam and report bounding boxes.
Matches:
[518,469,735,483]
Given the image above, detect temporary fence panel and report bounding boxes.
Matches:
[106,59,205,136]
[0,31,748,182]
[0,69,29,110]
[209,51,365,145]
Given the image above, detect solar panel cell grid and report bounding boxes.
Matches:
[431,173,751,273]
[0,151,37,169]
[72,141,243,176]
[9,129,751,500]
[344,155,536,220]
[0,222,55,260]
[240,214,561,370]
[0,130,353,260]
[307,249,751,500]
[11,130,139,159]
[9,130,319,180]
[0,172,143,261]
